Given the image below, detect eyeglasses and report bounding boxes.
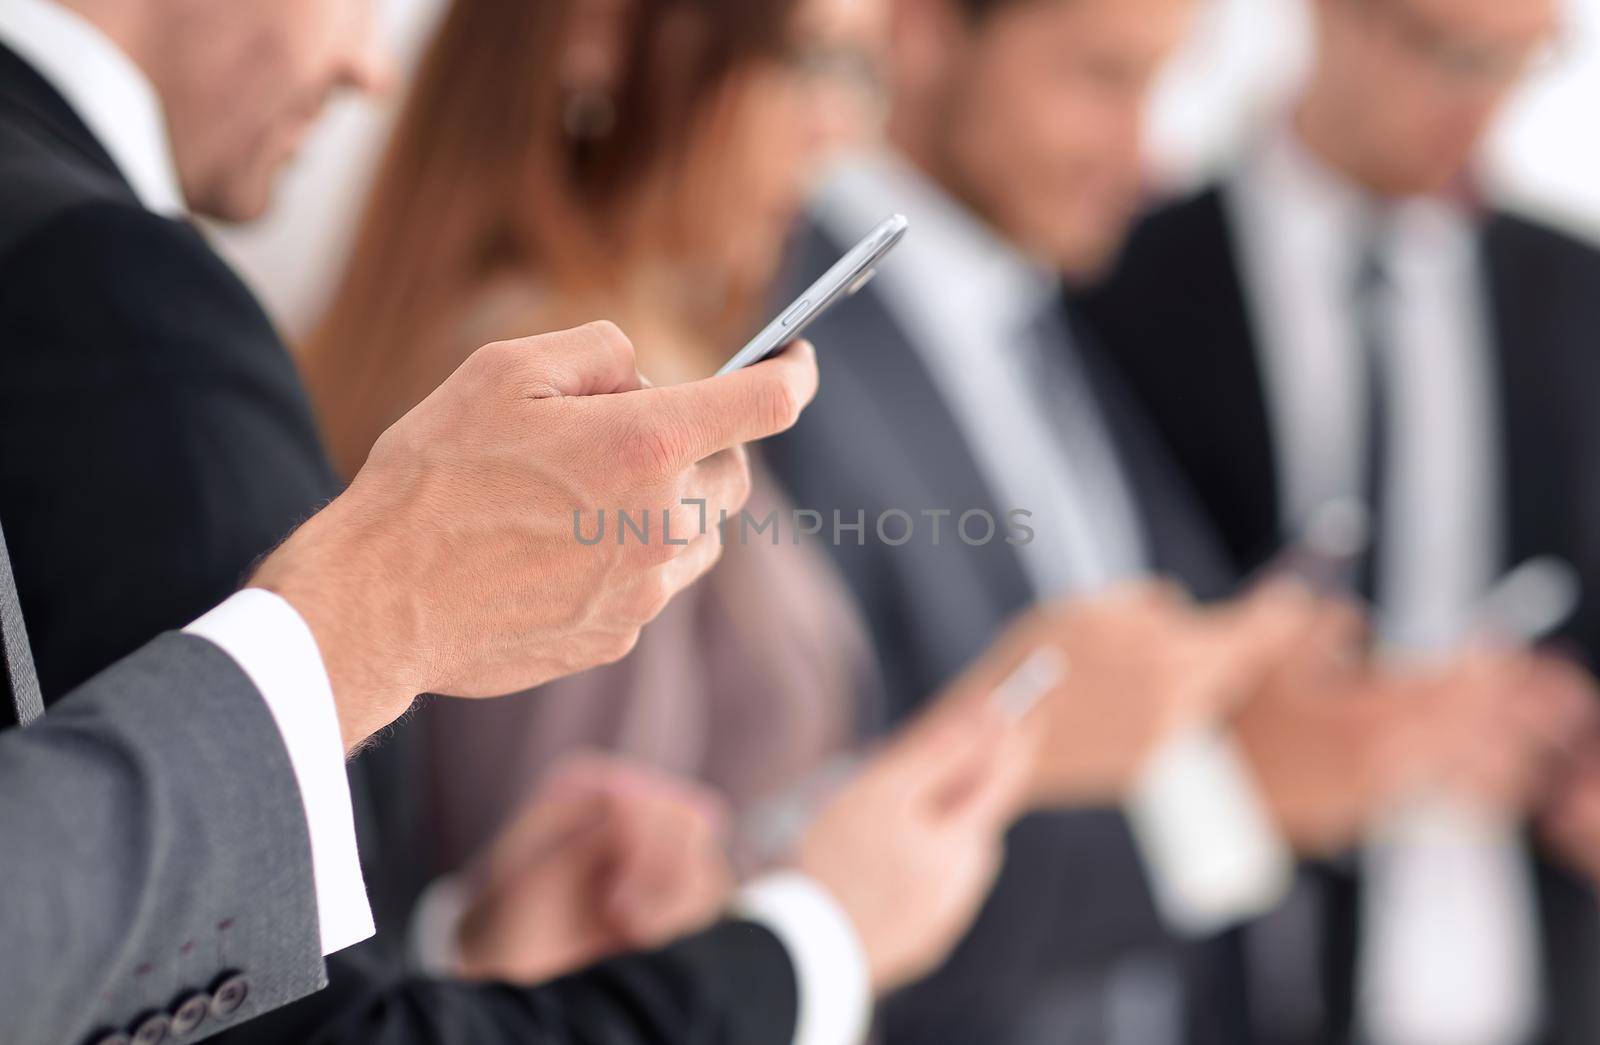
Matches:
[779,42,886,98]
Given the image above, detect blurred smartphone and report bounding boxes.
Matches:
[992,647,1067,722]
[715,213,909,376]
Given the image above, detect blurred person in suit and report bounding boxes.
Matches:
[763,0,1594,1042]
[1076,0,1600,1041]
[761,0,1298,1040]
[0,0,1049,1041]
[301,0,1339,996]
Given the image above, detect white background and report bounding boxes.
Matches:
[215,0,1600,337]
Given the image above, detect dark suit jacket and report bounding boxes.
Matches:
[764,220,1234,1045]
[1075,185,1600,1045]
[0,40,799,1045]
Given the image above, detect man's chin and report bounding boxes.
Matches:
[1037,228,1125,285]
[190,189,273,225]
[189,162,286,225]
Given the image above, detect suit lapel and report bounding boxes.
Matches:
[1078,187,1283,573]
[1481,208,1600,1045]
[1064,304,1235,598]
[0,42,128,194]
[1483,213,1566,573]
[792,222,1037,616]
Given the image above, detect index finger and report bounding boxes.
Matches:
[626,341,819,469]
[497,321,645,397]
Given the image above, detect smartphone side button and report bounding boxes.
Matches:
[781,299,810,326]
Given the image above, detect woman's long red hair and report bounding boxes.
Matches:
[303,0,798,477]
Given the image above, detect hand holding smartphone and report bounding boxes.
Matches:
[716,214,909,376]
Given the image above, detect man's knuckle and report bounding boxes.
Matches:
[605,627,643,664]
[583,319,630,350]
[755,379,800,434]
[631,420,687,480]
[630,572,674,622]
[476,337,523,371]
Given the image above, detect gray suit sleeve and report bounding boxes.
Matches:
[0,632,324,1045]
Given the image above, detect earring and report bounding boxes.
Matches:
[562,88,617,140]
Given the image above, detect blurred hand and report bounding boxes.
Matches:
[994,580,1328,806]
[1385,650,1596,815]
[794,697,1031,993]
[1236,627,1596,855]
[454,754,733,983]
[254,324,819,750]
[1540,735,1600,883]
[1229,598,1393,855]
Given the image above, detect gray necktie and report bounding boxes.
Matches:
[0,517,43,728]
[1353,226,1392,604]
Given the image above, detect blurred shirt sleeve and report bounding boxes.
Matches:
[410,868,872,1045]
[1125,725,1293,935]
[736,871,873,1045]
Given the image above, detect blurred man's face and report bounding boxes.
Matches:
[1309,0,1559,196]
[922,0,1197,277]
[152,0,391,221]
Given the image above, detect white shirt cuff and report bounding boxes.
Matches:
[1124,725,1293,935]
[185,588,376,956]
[735,872,872,1045]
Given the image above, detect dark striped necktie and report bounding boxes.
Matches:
[0,517,43,728]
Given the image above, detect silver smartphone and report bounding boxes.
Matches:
[715,213,910,376]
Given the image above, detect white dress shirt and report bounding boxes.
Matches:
[1228,125,1538,1045]
[0,4,873,1034]
[814,153,1292,940]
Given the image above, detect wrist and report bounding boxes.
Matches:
[252,502,423,752]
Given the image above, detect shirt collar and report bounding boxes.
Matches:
[0,0,186,216]
[813,150,1057,340]
[1238,122,1475,275]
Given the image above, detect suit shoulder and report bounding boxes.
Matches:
[1133,184,1228,229]
[0,115,136,257]
[1077,186,1233,324]
[0,198,284,378]
[1,195,213,275]
[1487,208,1600,280]
[1107,186,1229,275]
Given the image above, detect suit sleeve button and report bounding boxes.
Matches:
[208,971,250,1017]
[169,992,210,1036]
[130,1012,170,1045]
